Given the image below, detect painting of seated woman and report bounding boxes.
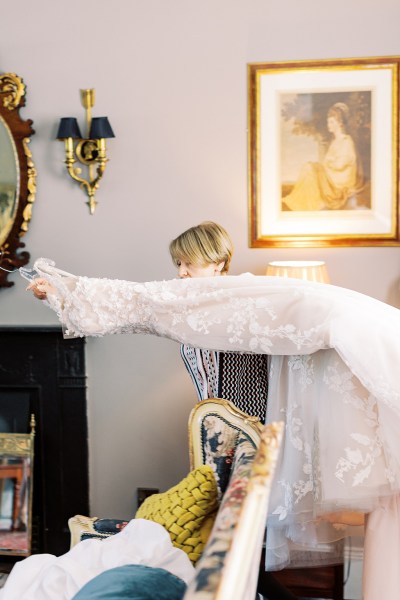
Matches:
[281,92,371,211]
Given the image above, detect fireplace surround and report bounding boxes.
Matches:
[0,327,89,558]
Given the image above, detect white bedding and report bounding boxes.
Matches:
[0,519,195,600]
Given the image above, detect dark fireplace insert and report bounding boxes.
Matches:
[0,327,89,562]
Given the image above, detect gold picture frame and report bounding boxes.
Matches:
[248,56,400,248]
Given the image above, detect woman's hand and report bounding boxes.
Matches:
[26,278,56,300]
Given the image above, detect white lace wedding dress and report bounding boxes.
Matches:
[31,259,400,594]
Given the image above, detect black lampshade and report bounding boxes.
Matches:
[56,117,82,139]
[89,117,115,139]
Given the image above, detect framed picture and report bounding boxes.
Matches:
[248,56,400,247]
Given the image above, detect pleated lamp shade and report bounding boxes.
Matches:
[266,261,330,283]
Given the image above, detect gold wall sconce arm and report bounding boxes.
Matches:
[56,89,115,215]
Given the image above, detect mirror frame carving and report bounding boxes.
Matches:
[0,72,36,288]
[0,415,35,556]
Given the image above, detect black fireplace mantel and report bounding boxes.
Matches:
[0,326,89,556]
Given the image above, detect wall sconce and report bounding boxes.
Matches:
[56,89,115,215]
[266,260,330,283]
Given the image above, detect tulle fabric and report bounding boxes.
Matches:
[33,258,400,570]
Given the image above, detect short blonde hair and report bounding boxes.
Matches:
[169,221,233,274]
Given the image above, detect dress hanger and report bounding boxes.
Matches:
[0,251,37,280]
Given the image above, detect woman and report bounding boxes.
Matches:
[283,102,363,211]
[169,221,269,423]
[26,258,400,599]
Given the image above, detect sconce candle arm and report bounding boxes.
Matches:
[63,137,108,215]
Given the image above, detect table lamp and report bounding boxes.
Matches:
[266,261,330,283]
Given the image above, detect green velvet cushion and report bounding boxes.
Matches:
[71,564,187,600]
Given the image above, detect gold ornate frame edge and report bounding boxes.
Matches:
[0,72,36,287]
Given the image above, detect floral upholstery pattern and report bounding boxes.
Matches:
[184,434,257,596]
[68,515,129,547]
[199,413,258,496]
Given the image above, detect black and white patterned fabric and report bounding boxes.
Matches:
[180,344,268,423]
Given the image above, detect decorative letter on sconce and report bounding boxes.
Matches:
[56,89,115,214]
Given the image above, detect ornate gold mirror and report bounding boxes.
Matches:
[0,415,35,556]
[0,73,36,288]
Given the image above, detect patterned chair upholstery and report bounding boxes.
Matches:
[68,516,129,548]
[188,398,264,496]
[184,406,283,600]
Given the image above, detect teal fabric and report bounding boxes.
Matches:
[71,564,187,600]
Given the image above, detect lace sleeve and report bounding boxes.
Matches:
[34,258,146,337]
[32,258,400,411]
